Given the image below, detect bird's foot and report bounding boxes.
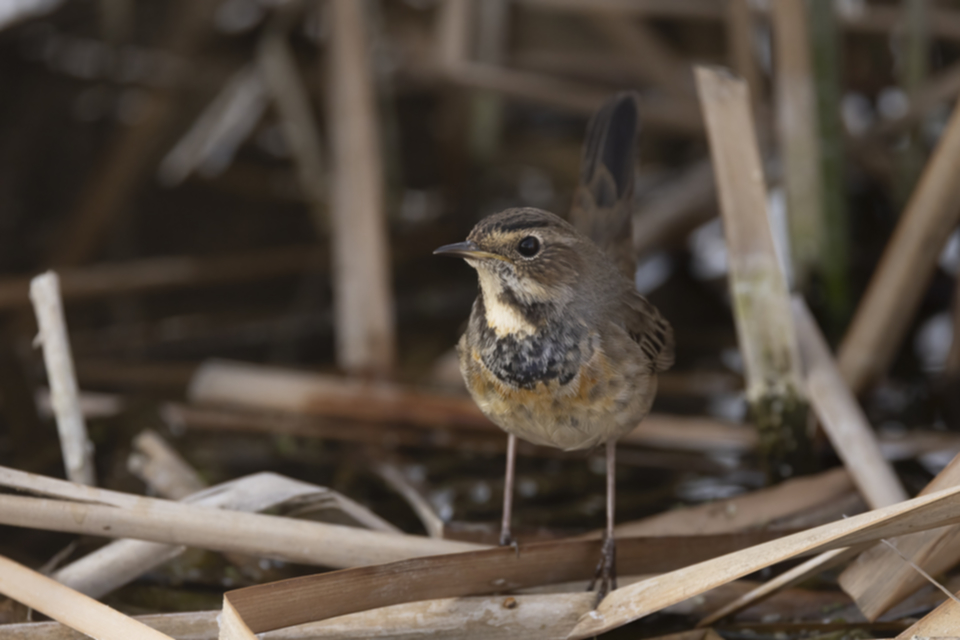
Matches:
[499,531,520,557]
[586,535,617,606]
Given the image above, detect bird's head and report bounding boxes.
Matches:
[434,208,599,323]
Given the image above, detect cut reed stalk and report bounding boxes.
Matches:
[327,0,396,376]
[694,66,811,480]
[29,272,95,486]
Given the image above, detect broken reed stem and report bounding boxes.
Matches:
[128,430,206,500]
[808,0,849,328]
[839,452,960,621]
[698,546,863,627]
[0,554,173,640]
[328,0,396,377]
[694,66,811,480]
[773,0,823,289]
[29,272,95,486]
[838,87,960,393]
[792,297,907,509]
[896,589,960,637]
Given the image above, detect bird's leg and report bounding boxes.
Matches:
[499,433,517,547]
[587,439,617,604]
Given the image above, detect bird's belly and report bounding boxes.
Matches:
[464,347,655,451]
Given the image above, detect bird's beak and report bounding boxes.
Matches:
[433,241,505,261]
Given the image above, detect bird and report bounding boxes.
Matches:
[433,90,673,604]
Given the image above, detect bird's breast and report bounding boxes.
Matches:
[462,340,652,450]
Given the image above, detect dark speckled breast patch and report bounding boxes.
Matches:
[470,294,589,389]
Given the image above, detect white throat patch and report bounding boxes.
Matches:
[475,267,537,337]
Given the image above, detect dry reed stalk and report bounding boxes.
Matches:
[258,15,327,232]
[157,65,267,187]
[895,594,960,638]
[275,594,595,640]
[328,0,396,376]
[1,612,215,640]
[0,246,321,309]
[34,386,123,421]
[696,299,909,625]
[569,483,960,638]
[773,0,823,288]
[374,462,445,539]
[697,546,864,627]
[0,554,173,640]
[655,370,741,397]
[0,582,848,639]
[838,96,960,393]
[633,160,716,260]
[166,402,757,466]
[621,414,755,452]
[605,467,852,538]
[726,0,760,105]
[0,464,479,567]
[186,359,754,452]
[0,597,596,640]
[48,472,399,599]
[695,65,810,478]
[216,483,960,638]
[839,452,960,620]
[127,429,205,500]
[793,298,908,508]
[29,272,94,486]
[217,532,784,637]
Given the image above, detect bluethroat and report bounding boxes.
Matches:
[435,94,673,601]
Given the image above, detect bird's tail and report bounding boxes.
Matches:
[569,92,640,280]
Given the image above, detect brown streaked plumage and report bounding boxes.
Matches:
[434,93,672,603]
[449,208,671,451]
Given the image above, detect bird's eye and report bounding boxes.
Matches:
[517,235,540,257]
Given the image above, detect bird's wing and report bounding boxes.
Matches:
[620,290,674,373]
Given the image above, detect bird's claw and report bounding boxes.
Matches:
[586,535,617,606]
[499,531,520,557]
